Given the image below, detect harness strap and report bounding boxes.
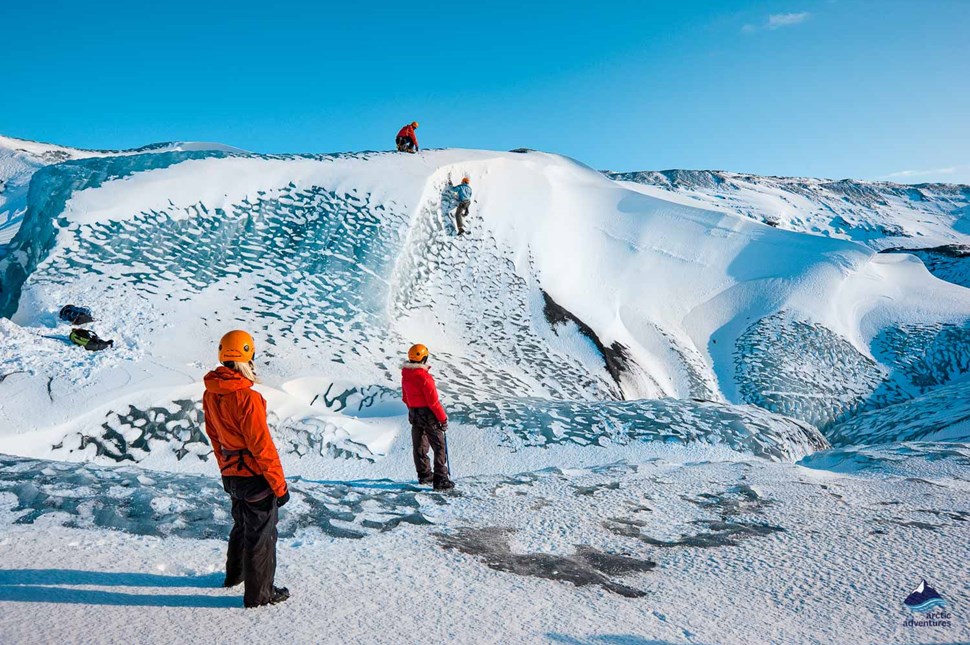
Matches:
[244,488,274,503]
[220,448,259,477]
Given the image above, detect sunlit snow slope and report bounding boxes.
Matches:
[2,144,970,475]
[611,168,970,443]
[611,169,970,286]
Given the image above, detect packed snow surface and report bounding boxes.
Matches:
[0,448,967,644]
[1,138,969,643]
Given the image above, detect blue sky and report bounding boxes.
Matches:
[3,0,968,182]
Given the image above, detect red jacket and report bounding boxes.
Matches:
[401,363,447,423]
[202,366,288,497]
[397,124,418,149]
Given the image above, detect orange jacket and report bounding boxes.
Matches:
[202,366,288,497]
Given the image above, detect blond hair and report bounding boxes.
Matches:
[224,360,260,384]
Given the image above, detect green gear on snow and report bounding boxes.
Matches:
[70,328,114,352]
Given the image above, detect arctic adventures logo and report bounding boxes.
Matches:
[902,579,952,628]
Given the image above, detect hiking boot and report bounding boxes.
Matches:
[270,586,290,604]
[244,586,290,608]
[418,476,434,485]
[433,479,455,491]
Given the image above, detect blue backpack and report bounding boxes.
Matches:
[59,305,94,325]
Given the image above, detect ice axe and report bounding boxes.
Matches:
[444,432,453,481]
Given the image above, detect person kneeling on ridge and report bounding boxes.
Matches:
[449,177,472,235]
[401,343,454,491]
[203,330,291,608]
[396,121,419,153]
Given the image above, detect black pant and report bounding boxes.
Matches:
[409,407,449,482]
[396,136,416,152]
[455,200,470,232]
[223,476,279,607]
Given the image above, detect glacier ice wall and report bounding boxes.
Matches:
[0,151,233,318]
[3,148,970,465]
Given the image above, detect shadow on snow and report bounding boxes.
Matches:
[0,569,237,608]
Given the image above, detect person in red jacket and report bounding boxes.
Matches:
[203,330,290,608]
[396,121,419,153]
[401,343,454,490]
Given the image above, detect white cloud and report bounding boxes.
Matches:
[880,165,970,184]
[767,12,811,29]
[884,167,957,179]
[743,11,811,33]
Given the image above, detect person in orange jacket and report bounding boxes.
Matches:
[396,121,419,153]
[203,330,290,608]
[401,343,455,491]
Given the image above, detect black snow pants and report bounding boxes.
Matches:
[396,136,416,153]
[222,475,279,607]
[409,407,450,483]
[454,200,471,233]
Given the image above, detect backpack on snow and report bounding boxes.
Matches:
[59,305,94,325]
[69,328,114,352]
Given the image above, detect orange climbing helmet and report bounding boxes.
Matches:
[461,177,471,184]
[219,330,256,363]
[411,121,419,128]
[408,343,429,363]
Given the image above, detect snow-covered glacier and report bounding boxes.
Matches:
[611,168,970,286]
[2,137,970,644]
[0,134,245,253]
[2,141,969,471]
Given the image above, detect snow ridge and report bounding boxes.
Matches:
[611,168,970,287]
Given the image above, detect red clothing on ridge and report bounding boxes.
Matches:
[401,363,447,423]
[397,123,418,149]
[202,366,288,497]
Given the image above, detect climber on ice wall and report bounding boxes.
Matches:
[401,343,455,491]
[449,177,473,235]
[202,330,291,608]
[396,121,419,153]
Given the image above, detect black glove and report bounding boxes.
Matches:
[277,490,290,507]
[440,420,449,432]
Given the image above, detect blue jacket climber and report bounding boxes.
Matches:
[450,181,472,202]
